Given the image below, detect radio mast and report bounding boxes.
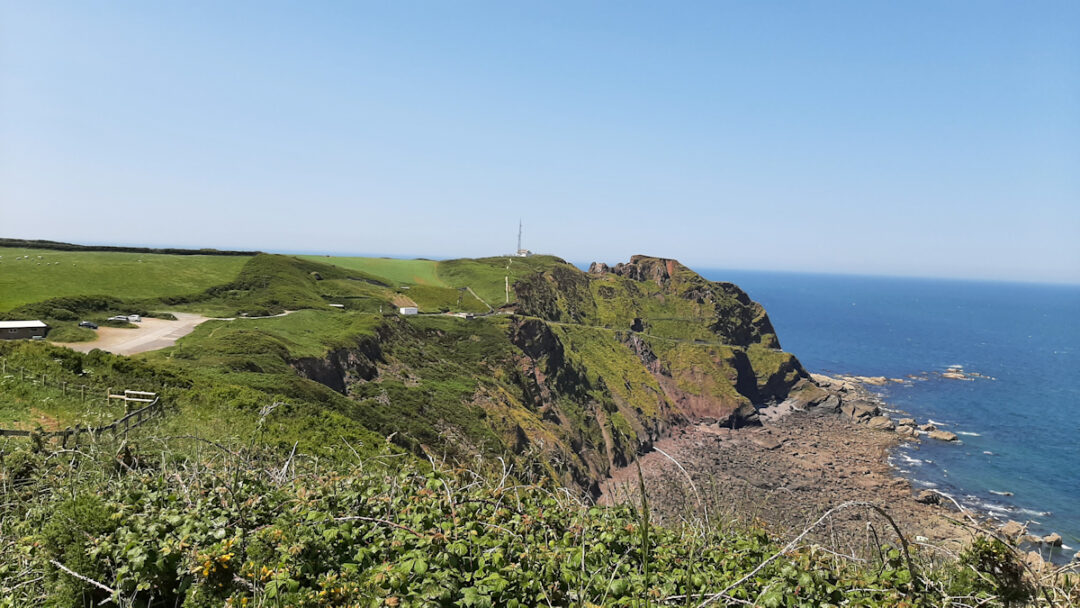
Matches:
[515,220,532,257]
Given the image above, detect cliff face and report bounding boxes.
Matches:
[289,335,382,394]
[291,255,812,495]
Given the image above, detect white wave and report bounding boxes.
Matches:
[896,454,923,467]
[913,479,938,488]
[927,419,949,427]
[1018,508,1053,518]
[956,431,981,437]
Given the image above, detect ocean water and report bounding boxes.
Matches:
[703,269,1080,558]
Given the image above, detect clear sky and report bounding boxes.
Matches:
[2,2,1078,283]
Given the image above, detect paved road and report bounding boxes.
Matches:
[53,312,210,356]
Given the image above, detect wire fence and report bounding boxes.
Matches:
[0,357,165,445]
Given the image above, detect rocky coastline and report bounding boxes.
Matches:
[598,373,1079,570]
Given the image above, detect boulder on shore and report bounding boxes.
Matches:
[928,430,959,442]
[898,417,916,426]
[919,423,937,432]
[841,400,879,419]
[867,416,895,430]
[1043,533,1063,547]
[895,425,917,437]
[915,490,940,505]
[1024,551,1046,573]
[999,520,1025,540]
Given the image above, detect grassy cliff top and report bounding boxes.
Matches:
[0,247,252,312]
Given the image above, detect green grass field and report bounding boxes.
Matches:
[164,309,382,361]
[304,254,572,308]
[0,248,251,312]
[298,255,447,287]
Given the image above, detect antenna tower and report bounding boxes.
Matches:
[517,219,523,253]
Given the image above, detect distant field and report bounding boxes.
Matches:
[299,255,447,287]
[0,248,251,311]
[307,254,570,307]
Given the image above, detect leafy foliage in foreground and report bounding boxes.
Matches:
[0,435,1042,608]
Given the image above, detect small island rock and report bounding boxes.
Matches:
[898,418,916,426]
[928,430,959,442]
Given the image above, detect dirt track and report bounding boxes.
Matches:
[52,312,209,356]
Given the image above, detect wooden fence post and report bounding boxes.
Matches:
[62,381,67,396]
[81,385,86,401]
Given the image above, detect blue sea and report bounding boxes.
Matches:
[703,269,1080,559]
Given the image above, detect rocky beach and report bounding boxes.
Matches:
[599,373,1078,571]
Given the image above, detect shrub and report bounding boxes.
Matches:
[956,536,1032,605]
[47,308,78,321]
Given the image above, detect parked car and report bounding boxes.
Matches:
[78,321,98,329]
[106,315,129,322]
[128,314,141,322]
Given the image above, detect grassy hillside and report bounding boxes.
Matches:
[298,255,448,287]
[304,253,574,309]
[0,247,250,312]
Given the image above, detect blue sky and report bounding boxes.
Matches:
[2,2,1078,283]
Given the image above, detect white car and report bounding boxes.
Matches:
[128,315,141,322]
[107,315,129,322]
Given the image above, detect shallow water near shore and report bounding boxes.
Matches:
[703,269,1080,558]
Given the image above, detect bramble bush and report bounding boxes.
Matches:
[2,431,1060,608]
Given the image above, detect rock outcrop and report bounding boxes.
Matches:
[867,416,895,430]
[999,520,1026,540]
[916,490,940,505]
[290,337,382,393]
[928,430,959,442]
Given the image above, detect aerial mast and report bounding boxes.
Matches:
[514,219,532,257]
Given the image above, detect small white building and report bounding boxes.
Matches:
[398,306,418,316]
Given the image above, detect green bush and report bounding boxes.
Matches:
[40,493,116,606]
[956,537,1032,605]
[45,325,97,342]
[47,308,78,321]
